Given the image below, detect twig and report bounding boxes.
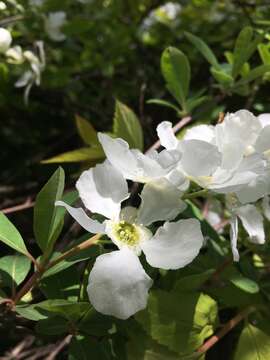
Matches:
[1,197,34,214]
[45,335,72,360]
[0,15,25,26]
[196,306,256,354]
[145,116,192,154]
[12,234,100,304]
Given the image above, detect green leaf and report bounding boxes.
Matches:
[77,307,112,336]
[161,47,190,110]
[185,32,219,69]
[186,95,209,113]
[235,64,270,86]
[113,100,143,150]
[234,323,270,359]
[40,267,80,301]
[174,270,215,293]
[16,304,49,321]
[258,44,270,65]
[34,299,91,322]
[0,212,29,256]
[0,254,31,290]
[75,115,99,146]
[36,316,69,335]
[136,290,218,356]
[42,245,99,278]
[211,66,234,86]
[232,27,260,78]
[42,147,104,164]
[69,335,112,360]
[147,99,181,113]
[33,167,65,254]
[228,273,259,294]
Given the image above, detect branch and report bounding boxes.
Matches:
[196,306,256,354]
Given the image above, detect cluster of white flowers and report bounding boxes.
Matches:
[56,109,269,319]
[0,26,45,103]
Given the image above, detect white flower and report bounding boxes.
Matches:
[98,133,183,185]
[13,41,45,103]
[157,110,266,196]
[45,12,66,42]
[56,160,203,319]
[0,27,12,53]
[228,200,265,261]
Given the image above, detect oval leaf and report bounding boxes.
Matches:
[161,47,190,110]
[113,100,144,150]
[0,212,28,256]
[0,254,31,290]
[42,147,104,164]
[75,115,99,146]
[34,167,65,254]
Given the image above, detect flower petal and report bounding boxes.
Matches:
[236,205,265,244]
[184,124,215,143]
[55,201,105,234]
[156,121,178,150]
[216,110,262,149]
[76,160,129,220]
[137,179,186,225]
[230,216,239,262]
[258,113,270,128]
[262,196,270,221]
[179,140,221,177]
[141,218,204,270]
[87,248,153,319]
[98,133,176,182]
[255,125,270,154]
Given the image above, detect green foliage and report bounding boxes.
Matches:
[136,288,218,356]
[234,323,270,359]
[33,167,65,255]
[161,47,190,113]
[113,100,144,150]
[0,212,29,256]
[0,254,31,290]
[69,336,112,360]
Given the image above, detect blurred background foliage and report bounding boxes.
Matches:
[2,0,270,193]
[2,0,270,358]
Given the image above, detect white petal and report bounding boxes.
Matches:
[87,248,153,319]
[236,205,265,244]
[76,161,129,220]
[137,179,186,225]
[258,113,270,128]
[179,140,221,177]
[184,124,215,143]
[120,206,138,223]
[141,219,204,270]
[166,168,190,191]
[98,133,139,180]
[230,216,239,262]
[255,125,270,154]
[98,133,176,182]
[55,201,105,234]
[262,196,270,221]
[236,169,270,204]
[216,110,262,149]
[156,121,178,150]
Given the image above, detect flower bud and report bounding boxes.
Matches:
[0,28,12,53]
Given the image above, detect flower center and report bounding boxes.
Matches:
[115,221,139,246]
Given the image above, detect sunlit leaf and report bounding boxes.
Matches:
[34,167,65,255]
[42,147,104,164]
[113,100,144,150]
[0,212,29,256]
[0,254,31,290]
[75,114,99,146]
[161,47,190,110]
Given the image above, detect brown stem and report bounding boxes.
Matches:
[13,234,100,304]
[197,306,256,354]
[13,271,41,305]
[1,198,34,214]
[48,234,100,269]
